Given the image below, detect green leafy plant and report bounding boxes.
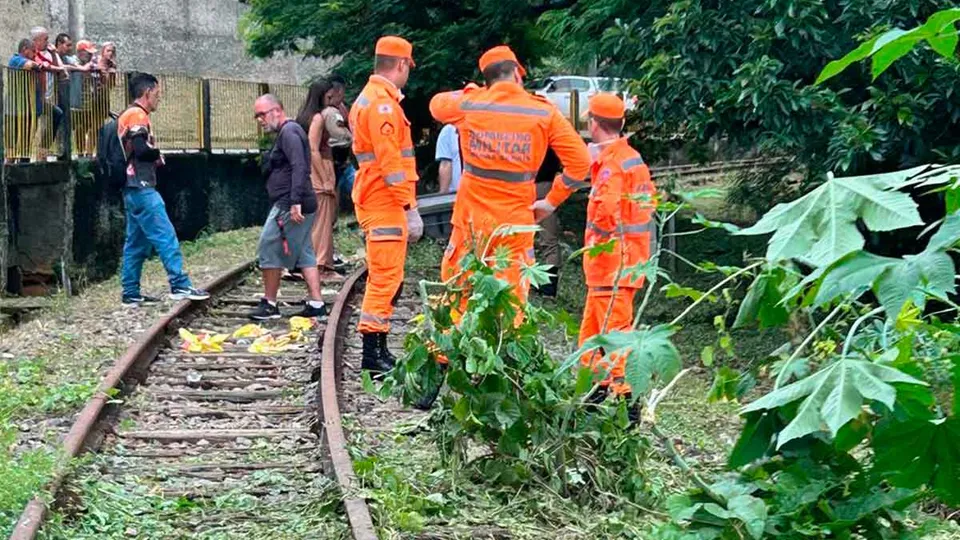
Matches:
[662,164,960,538]
[369,226,676,506]
[817,8,960,83]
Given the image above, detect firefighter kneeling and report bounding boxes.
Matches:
[578,93,656,404]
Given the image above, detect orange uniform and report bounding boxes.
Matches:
[579,136,656,394]
[349,74,418,334]
[430,49,591,313]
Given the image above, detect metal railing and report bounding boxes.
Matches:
[1,69,597,162]
[3,67,63,162]
[207,78,262,151]
[68,71,124,157]
[269,83,308,122]
[1,70,307,161]
[152,74,203,150]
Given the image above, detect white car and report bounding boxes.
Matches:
[532,76,637,120]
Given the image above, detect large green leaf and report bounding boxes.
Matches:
[816,9,960,83]
[740,358,926,448]
[566,325,681,398]
[736,171,922,267]
[729,412,778,468]
[926,211,960,252]
[873,416,960,505]
[734,269,790,329]
[814,249,957,318]
[727,495,767,540]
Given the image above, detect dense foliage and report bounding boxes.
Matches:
[239,0,564,132]
[367,229,679,506]
[541,1,960,178]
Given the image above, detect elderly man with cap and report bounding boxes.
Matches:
[578,93,656,402]
[348,35,422,375]
[429,45,591,323]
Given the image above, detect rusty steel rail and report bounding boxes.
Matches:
[10,260,255,540]
[11,260,382,540]
[319,264,377,540]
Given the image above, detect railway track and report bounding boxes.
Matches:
[9,157,780,539]
[11,262,385,540]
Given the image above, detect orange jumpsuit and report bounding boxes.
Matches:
[349,75,418,334]
[430,81,591,314]
[579,137,656,394]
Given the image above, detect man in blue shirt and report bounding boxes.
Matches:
[434,123,461,193]
[9,39,40,71]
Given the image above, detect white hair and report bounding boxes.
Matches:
[30,27,48,40]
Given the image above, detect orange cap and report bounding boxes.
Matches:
[76,40,97,54]
[588,93,626,120]
[478,45,526,77]
[375,36,415,67]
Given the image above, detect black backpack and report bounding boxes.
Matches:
[97,111,128,191]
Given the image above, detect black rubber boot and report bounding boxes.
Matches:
[378,332,397,369]
[539,272,559,298]
[361,333,394,374]
[413,367,445,411]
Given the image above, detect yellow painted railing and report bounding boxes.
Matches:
[269,83,308,122]
[152,74,203,150]
[2,70,310,160]
[208,78,262,151]
[3,67,62,161]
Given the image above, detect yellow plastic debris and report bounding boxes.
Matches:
[179,328,229,353]
[289,316,314,332]
[232,323,267,339]
[248,334,293,354]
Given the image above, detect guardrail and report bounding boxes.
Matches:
[0,68,605,163]
[0,69,302,161]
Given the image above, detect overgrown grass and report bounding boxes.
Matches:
[42,459,350,539]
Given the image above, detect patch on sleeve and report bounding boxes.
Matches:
[378,103,393,114]
[380,122,395,136]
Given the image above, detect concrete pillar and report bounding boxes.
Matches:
[68,0,85,41]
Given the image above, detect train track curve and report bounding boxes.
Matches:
[11,262,383,540]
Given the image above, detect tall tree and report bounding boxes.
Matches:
[240,0,572,132]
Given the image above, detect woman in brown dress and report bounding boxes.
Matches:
[297,79,342,282]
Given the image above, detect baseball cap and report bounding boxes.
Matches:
[76,40,98,54]
[588,93,626,120]
[478,46,526,77]
[375,36,415,67]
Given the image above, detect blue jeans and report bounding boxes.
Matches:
[121,187,192,298]
[336,163,356,201]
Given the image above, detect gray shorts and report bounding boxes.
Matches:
[257,204,317,270]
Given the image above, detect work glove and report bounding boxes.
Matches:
[530,199,557,223]
[406,208,424,243]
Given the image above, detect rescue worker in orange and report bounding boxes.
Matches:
[349,36,423,375]
[430,46,591,317]
[578,93,656,400]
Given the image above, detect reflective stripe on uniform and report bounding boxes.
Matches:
[357,149,412,163]
[621,222,654,234]
[360,312,387,325]
[464,163,535,183]
[622,157,645,170]
[587,221,653,237]
[459,101,550,117]
[562,173,590,190]
[590,286,617,293]
[371,227,403,237]
[384,172,405,185]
